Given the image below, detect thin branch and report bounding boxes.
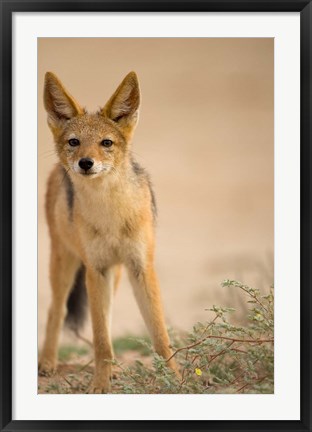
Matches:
[199,315,219,338]
[114,362,147,387]
[229,359,259,386]
[236,375,268,393]
[77,358,94,373]
[59,373,74,388]
[208,341,235,365]
[238,284,270,316]
[166,335,274,362]
[230,347,248,354]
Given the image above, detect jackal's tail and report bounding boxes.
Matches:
[65,265,88,332]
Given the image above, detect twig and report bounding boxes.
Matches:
[230,347,247,354]
[230,359,259,386]
[238,284,270,316]
[59,373,73,388]
[199,315,218,338]
[166,335,274,362]
[236,382,250,393]
[208,341,235,365]
[114,362,146,387]
[77,358,94,373]
[191,355,200,364]
[236,375,268,393]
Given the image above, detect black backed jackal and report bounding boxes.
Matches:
[39,72,177,393]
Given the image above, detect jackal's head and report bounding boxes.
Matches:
[44,71,140,178]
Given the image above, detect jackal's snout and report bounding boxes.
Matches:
[78,157,94,171]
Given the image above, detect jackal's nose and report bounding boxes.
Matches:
[79,158,94,171]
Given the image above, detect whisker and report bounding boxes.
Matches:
[130,150,146,162]
[39,153,58,160]
[39,149,58,157]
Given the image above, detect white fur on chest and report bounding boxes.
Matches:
[74,178,143,270]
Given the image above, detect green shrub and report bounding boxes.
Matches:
[112,280,274,394]
[58,345,89,362]
[113,335,151,356]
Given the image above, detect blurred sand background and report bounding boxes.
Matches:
[38,38,273,347]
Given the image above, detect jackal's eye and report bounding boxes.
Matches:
[101,139,113,148]
[68,138,80,147]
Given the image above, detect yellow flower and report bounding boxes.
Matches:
[195,368,202,376]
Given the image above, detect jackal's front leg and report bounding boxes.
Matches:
[86,267,114,393]
[128,260,179,375]
[39,243,80,376]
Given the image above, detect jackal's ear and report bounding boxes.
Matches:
[44,72,83,129]
[102,72,140,140]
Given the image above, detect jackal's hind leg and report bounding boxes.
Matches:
[127,261,179,375]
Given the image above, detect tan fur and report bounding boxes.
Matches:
[39,71,178,393]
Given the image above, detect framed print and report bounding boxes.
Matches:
[1,1,311,431]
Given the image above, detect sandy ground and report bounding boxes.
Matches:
[38,38,273,348]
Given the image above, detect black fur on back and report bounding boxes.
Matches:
[131,158,157,221]
[65,265,88,332]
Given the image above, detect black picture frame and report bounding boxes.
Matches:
[1,1,311,431]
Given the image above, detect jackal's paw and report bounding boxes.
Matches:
[87,379,111,394]
[38,359,57,377]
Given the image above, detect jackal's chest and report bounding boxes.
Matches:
[78,204,137,270]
